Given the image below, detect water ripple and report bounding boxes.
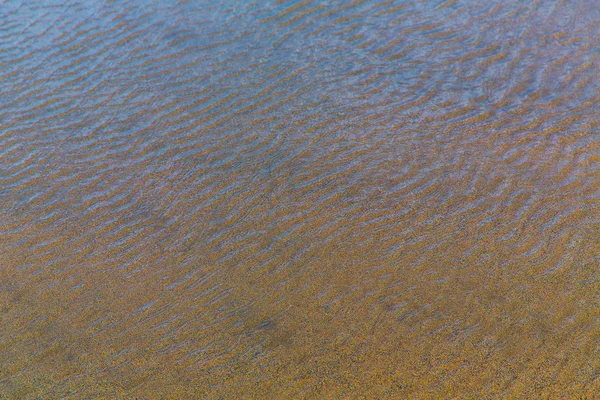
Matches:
[0,0,599,398]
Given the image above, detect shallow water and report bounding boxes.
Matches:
[1,0,599,398]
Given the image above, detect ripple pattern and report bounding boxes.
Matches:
[1,0,599,398]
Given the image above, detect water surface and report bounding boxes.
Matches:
[1,0,599,398]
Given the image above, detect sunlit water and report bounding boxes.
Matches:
[1,0,599,398]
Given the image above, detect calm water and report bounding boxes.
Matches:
[1,0,599,398]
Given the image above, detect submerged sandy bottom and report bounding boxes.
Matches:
[1,0,599,398]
